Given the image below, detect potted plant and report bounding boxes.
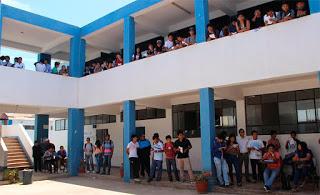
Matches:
[7,169,19,184]
[195,172,209,194]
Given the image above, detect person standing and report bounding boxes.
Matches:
[225,133,242,186]
[51,62,60,74]
[35,59,47,72]
[148,135,164,182]
[213,134,230,187]
[94,140,103,174]
[138,134,151,178]
[236,128,250,182]
[248,130,264,182]
[14,57,25,69]
[164,135,179,182]
[102,134,114,175]
[267,130,281,152]
[126,135,140,182]
[32,141,42,172]
[174,130,194,182]
[44,59,51,73]
[83,137,94,173]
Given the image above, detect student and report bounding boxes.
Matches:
[3,56,13,67]
[277,3,295,22]
[115,53,123,66]
[94,140,103,174]
[0,56,5,66]
[236,14,250,33]
[126,134,140,182]
[102,134,114,175]
[207,24,219,41]
[262,144,281,192]
[51,62,60,74]
[213,134,230,187]
[154,40,164,55]
[264,9,278,26]
[184,27,196,45]
[43,147,54,173]
[138,134,151,178]
[35,59,47,72]
[296,1,307,18]
[267,130,281,152]
[94,63,102,73]
[59,65,68,76]
[236,128,250,182]
[148,135,164,182]
[228,19,238,35]
[225,133,241,186]
[132,47,142,61]
[248,130,264,182]
[44,59,51,73]
[174,36,187,49]
[14,57,25,69]
[56,146,67,172]
[219,26,230,38]
[164,33,175,51]
[174,130,194,182]
[164,135,179,182]
[147,44,155,57]
[83,137,94,173]
[32,141,42,172]
[251,9,264,29]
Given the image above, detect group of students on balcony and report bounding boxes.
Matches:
[34,60,69,76]
[0,55,25,69]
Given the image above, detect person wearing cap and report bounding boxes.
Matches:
[83,137,94,173]
[184,27,196,45]
[154,40,164,55]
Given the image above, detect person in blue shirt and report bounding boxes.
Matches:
[102,134,114,175]
[213,134,230,187]
[56,146,67,172]
[138,134,151,178]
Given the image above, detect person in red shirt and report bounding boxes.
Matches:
[164,135,179,182]
[267,130,281,152]
[262,144,281,192]
[115,53,123,66]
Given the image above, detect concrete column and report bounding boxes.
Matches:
[0,2,3,54]
[123,16,135,64]
[34,114,49,142]
[38,53,51,64]
[236,100,246,135]
[69,37,86,78]
[123,100,136,182]
[199,88,216,191]
[194,0,209,43]
[67,108,84,176]
[309,0,320,14]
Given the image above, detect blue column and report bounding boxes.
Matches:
[123,16,135,64]
[34,114,49,142]
[200,88,216,191]
[67,108,84,176]
[309,0,320,14]
[38,53,51,64]
[194,0,209,43]
[0,3,2,54]
[123,100,136,182]
[69,36,86,78]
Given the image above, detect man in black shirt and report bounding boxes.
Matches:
[174,131,194,182]
[32,141,42,172]
[251,9,265,29]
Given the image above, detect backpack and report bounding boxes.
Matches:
[84,143,93,152]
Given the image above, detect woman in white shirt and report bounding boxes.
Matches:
[264,9,278,25]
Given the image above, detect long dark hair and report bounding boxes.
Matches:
[95,140,101,148]
[227,133,237,146]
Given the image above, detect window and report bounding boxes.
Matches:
[55,119,67,131]
[120,108,166,122]
[84,114,117,125]
[23,125,34,130]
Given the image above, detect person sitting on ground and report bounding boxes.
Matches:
[59,65,68,76]
[115,53,123,66]
[264,9,278,26]
[56,146,67,172]
[138,134,151,178]
[148,134,164,182]
[207,24,219,41]
[94,140,103,174]
[14,57,25,69]
[267,130,281,152]
[213,133,230,187]
[251,9,265,29]
[51,62,60,74]
[164,135,179,182]
[184,27,196,45]
[277,2,295,22]
[35,59,47,72]
[43,146,54,174]
[236,14,251,33]
[32,141,42,172]
[296,1,307,18]
[147,44,155,57]
[225,133,241,186]
[126,134,140,182]
[292,142,314,192]
[132,47,142,61]
[154,40,164,55]
[248,130,264,183]
[262,144,281,192]
[164,33,175,51]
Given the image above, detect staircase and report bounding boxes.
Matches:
[3,137,32,169]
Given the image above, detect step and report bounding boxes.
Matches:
[5,142,20,145]
[7,162,31,167]
[7,149,24,153]
[7,152,25,157]
[7,158,29,164]
[7,164,31,169]
[6,145,22,150]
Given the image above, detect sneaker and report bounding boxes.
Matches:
[264,185,271,192]
[225,184,230,188]
[134,178,141,183]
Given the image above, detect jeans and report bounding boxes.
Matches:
[177,158,194,181]
[214,157,230,185]
[85,154,94,171]
[264,168,280,188]
[250,159,263,181]
[102,155,112,174]
[150,160,163,181]
[130,157,140,179]
[140,156,150,177]
[239,153,250,180]
[166,159,179,181]
[226,154,241,184]
[95,154,103,173]
[293,166,310,186]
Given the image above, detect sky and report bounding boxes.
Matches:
[1,0,135,70]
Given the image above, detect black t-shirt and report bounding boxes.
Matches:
[174,138,192,158]
[251,17,264,29]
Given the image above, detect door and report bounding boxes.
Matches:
[136,127,145,137]
[96,129,108,142]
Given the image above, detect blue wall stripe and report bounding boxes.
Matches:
[2,4,80,36]
[309,0,320,14]
[194,0,209,43]
[80,0,161,37]
[123,100,136,182]
[67,108,84,176]
[123,16,135,64]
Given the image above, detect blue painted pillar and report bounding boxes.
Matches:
[123,100,136,182]
[194,0,209,43]
[200,88,216,191]
[309,0,320,14]
[67,108,84,176]
[0,2,3,54]
[34,114,49,142]
[123,16,135,64]
[69,36,86,78]
[38,53,51,64]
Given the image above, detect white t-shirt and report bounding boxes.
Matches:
[164,40,174,50]
[248,139,264,160]
[36,63,47,72]
[127,141,139,158]
[152,142,164,161]
[14,62,25,69]
[236,136,249,153]
[264,14,276,25]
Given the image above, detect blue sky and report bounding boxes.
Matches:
[1,0,135,70]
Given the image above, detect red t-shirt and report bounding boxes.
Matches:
[263,151,281,169]
[164,142,176,159]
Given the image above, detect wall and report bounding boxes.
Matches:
[0,137,8,167]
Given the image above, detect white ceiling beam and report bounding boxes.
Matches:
[213,0,237,16]
[41,36,69,54]
[135,17,168,37]
[2,39,42,53]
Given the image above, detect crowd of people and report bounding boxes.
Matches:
[0,56,25,69]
